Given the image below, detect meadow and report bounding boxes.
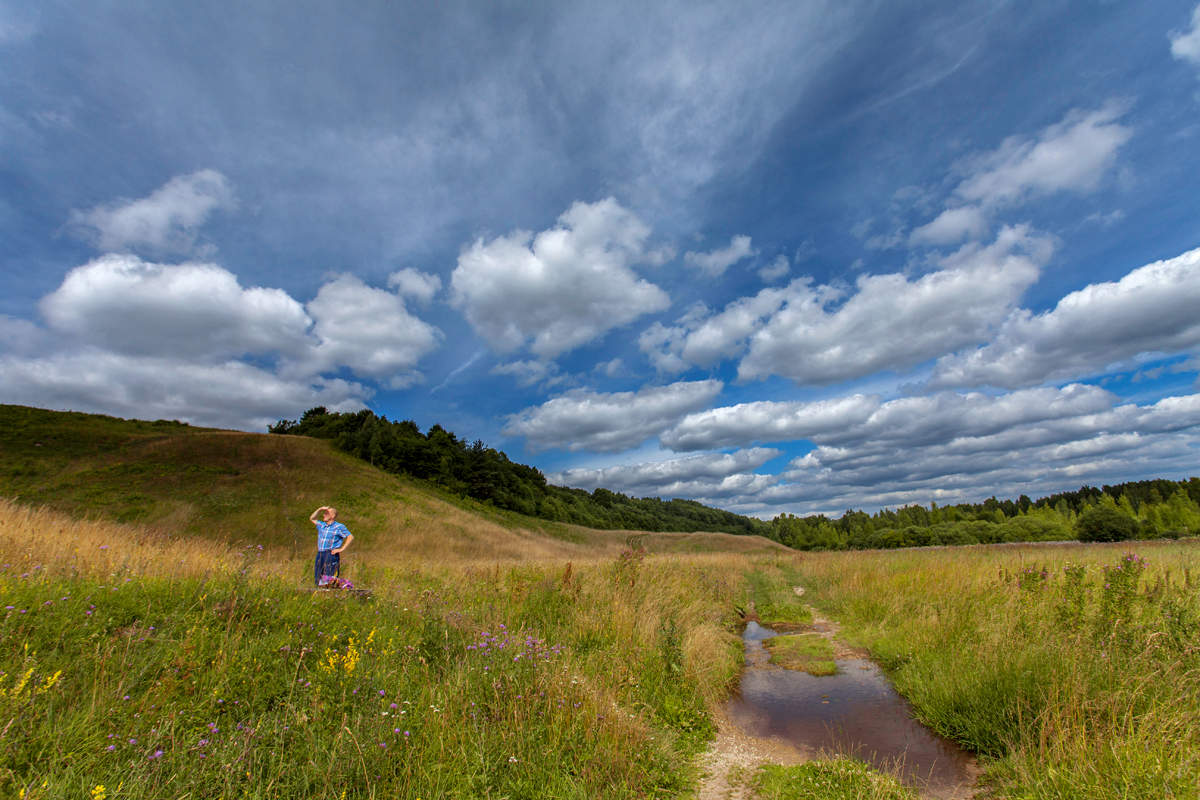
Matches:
[2,406,1198,799]
[5,499,1199,799]
[1,499,759,799]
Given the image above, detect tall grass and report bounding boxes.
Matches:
[0,500,750,799]
[794,541,1200,799]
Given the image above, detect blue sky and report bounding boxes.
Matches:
[3,0,1200,517]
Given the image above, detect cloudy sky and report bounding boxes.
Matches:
[4,1,1200,518]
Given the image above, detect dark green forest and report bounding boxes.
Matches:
[269,407,768,536]
[271,407,1200,549]
[769,478,1200,550]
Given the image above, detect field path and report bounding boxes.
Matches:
[693,587,981,800]
[693,712,809,800]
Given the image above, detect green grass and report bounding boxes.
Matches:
[761,634,836,676]
[0,404,405,548]
[745,562,812,626]
[0,405,786,564]
[0,553,746,800]
[753,759,916,800]
[797,543,1200,799]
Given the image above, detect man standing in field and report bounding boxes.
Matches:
[310,505,353,586]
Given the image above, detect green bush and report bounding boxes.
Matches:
[1075,506,1137,542]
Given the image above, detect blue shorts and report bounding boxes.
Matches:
[314,550,340,586]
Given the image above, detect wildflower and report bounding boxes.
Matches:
[106,745,116,752]
[91,786,107,800]
[149,749,163,760]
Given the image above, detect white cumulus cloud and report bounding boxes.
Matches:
[504,378,723,452]
[751,389,1200,517]
[299,274,441,388]
[450,198,671,359]
[551,447,782,500]
[641,226,1052,384]
[739,226,1051,383]
[662,394,878,451]
[930,245,1200,389]
[68,169,235,255]
[388,268,442,304]
[39,254,311,360]
[0,350,367,431]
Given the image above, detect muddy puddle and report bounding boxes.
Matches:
[725,621,977,798]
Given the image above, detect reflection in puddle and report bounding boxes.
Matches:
[726,622,976,798]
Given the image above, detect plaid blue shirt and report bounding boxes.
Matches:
[315,521,350,551]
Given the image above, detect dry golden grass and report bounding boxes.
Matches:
[0,497,289,579]
[1,487,785,584]
[353,491,789,567]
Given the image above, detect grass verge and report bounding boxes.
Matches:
[761,634,837,676]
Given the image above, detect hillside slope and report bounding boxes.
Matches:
[0,404,787,563]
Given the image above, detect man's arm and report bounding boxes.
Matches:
[332,533,353,555]
[309,506,327,523]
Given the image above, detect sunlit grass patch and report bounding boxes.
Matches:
[762,633,837,676]
[746,562,812,625]
[753,759,917,800]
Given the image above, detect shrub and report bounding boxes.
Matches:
[1075,506,1137,543]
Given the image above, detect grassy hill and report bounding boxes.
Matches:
[0,404,787,564]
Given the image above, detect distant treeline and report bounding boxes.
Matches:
[769,478,1200,550]
[269,407,768,536]
[271,407,1200,550]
